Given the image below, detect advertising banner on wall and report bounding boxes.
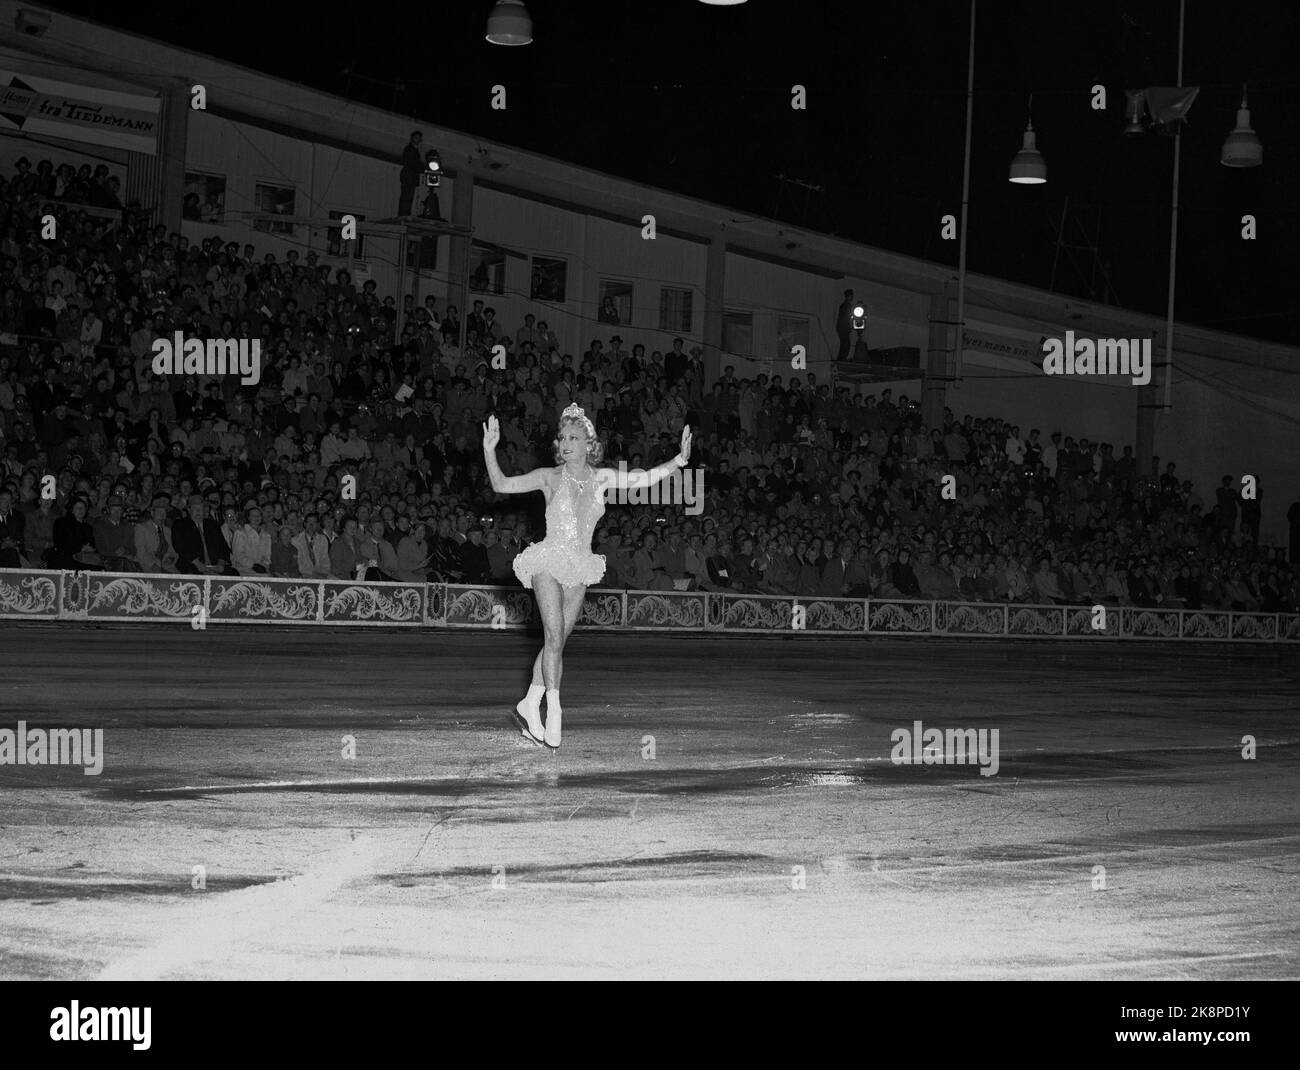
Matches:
[0,70,159,155]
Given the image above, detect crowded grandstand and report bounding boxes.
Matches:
[0,153,1297,615]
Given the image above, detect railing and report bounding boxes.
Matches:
[1,568,1297,642]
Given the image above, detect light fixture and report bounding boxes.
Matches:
[1123,90,1146,136]
[486,0,532,46]
[1009,97,1047,184]
[851,304,867,330]
[1221,84,1262,167]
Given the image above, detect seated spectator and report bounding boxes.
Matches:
[20,495,60,567]
[173,494,232,574]
[270,525,302,577]
[0,488,25,567]
[134,498,178,573]
[48,496,101,569]
[360,518,400,581]
[1031,556,1067,604]
[329,516,365,580]
[459,527,490,585]
[890,547,921,598]
[93,496,137,572]
[395,521,432,582]
[231,507,272,576]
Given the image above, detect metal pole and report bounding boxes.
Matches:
[1161,0,1185,422]
[953,0,976,384]
[394,230,406,345]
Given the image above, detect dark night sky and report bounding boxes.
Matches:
[47,0,1300,345]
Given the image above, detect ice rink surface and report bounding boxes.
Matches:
[1,624,1297,980]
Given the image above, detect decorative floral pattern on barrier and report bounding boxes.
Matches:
[626,591,706,628]
[1008,605,1064,636]
[1180,611,1232,640]
[801,598,865,632]
[2,569,1299,640]
[720,596,793,630]
[444,585,534,627]
[210,579,319,621]
[0,572,58,617]
[581,592,624,627]
[942,602,1005,635]
[869,600,932,633]
[1125,608,1181,639]
[85,575,204,619]
[1231,613,1277,641]
[324,583,424,623]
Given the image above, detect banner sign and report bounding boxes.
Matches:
[961,328,1043,364]
[0,70,159,155]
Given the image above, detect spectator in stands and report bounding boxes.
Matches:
[93,494,136,571]
[133,501,178,577]
[1031,556,1067,604]
[48,496,100,570]
[173,494,232,575]
[361,518,399,581]
[890,547,920,598]
[20,493,59,566]
[0,487,24,567]
[232,506,272,576]
[270,524,301,577]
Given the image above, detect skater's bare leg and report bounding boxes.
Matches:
[528,587,582,684]
[560,582,586,643]
[532,573,565,691]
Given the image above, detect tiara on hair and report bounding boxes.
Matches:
[560,403,597,439]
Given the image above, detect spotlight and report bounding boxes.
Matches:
[424,151,441,188]
[851,304,867,330]
[1123,90,1146,136]
[1009,122,1047,184]
[486,0,532,46]
[1221,84,1262,168]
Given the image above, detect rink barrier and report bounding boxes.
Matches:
[1,568,1298,642]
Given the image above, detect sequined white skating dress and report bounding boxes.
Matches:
[512,468,607,589]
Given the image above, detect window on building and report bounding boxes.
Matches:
[776,315,810,359]
[183,173,226,224]
[405,236,439,273]
[659,287,693,333]
[723,310,754,356]
[470,244,506,295]
[530,256,567,303]
[327,210,366,259]
[252,183,295,234]
[598,279,633,326]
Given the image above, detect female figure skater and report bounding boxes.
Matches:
[482,403,691,748]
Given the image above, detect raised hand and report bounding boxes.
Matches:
[482,414,500,451]
[679,424,692,463]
